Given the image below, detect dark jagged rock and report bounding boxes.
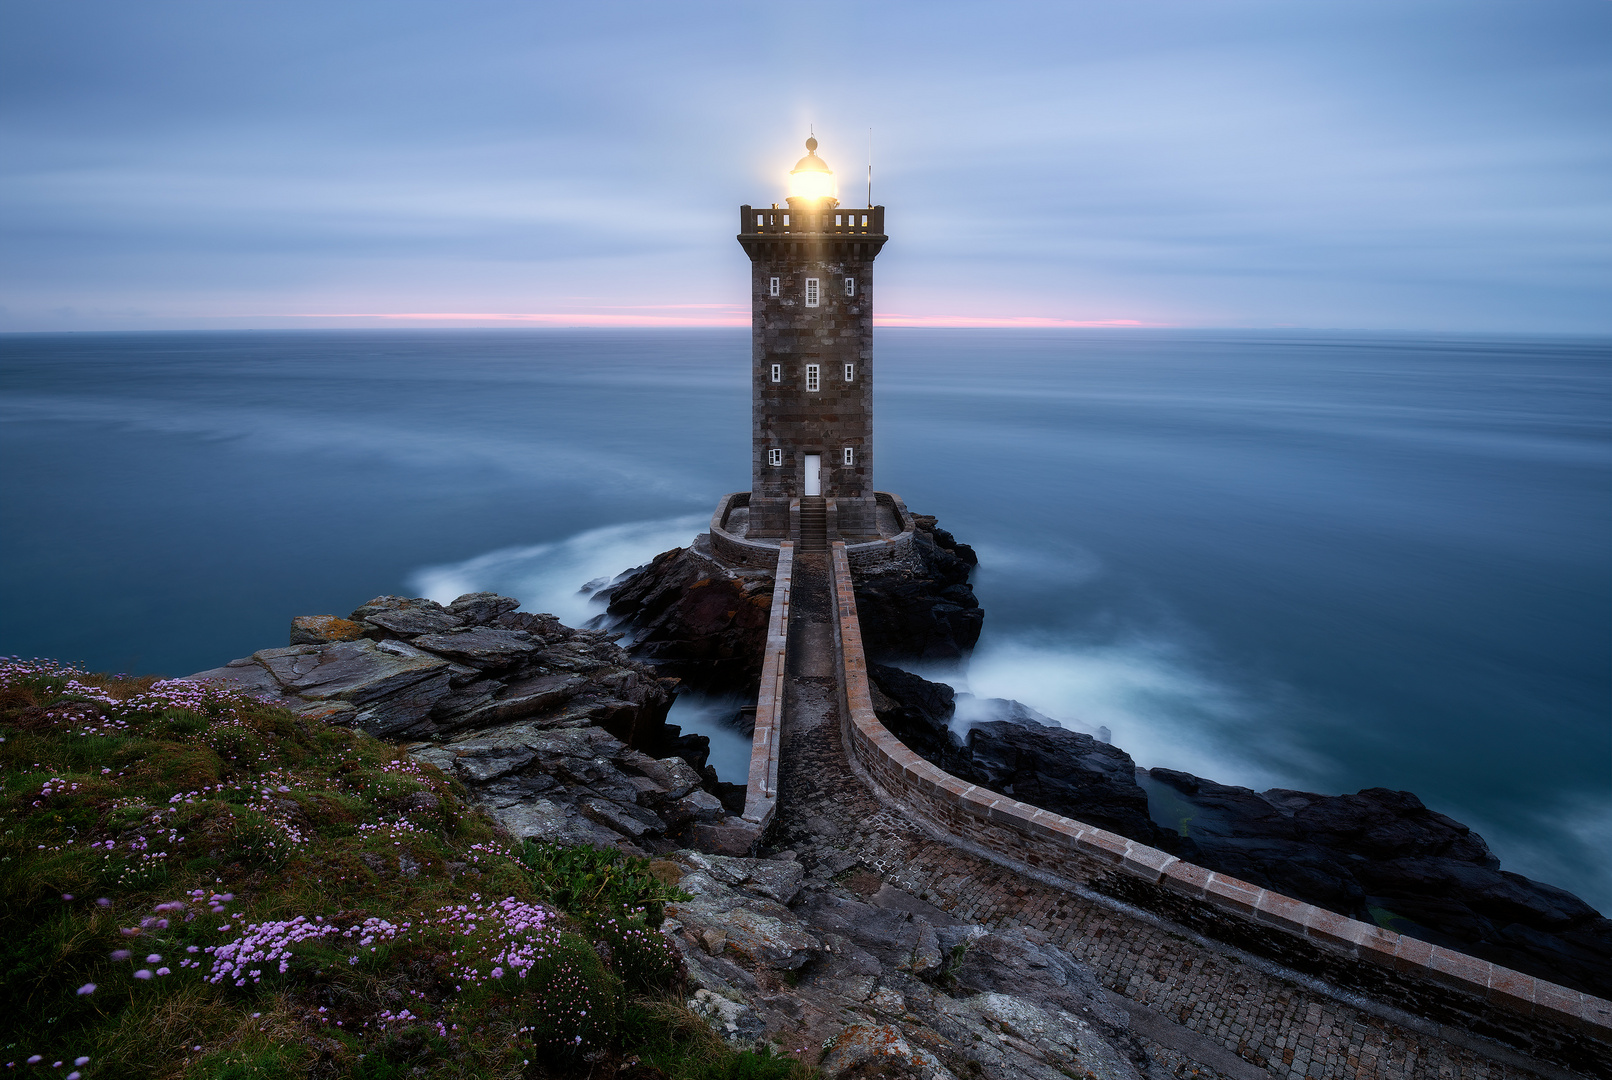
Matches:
[868,665,1164,844]
[853,516,983,663]
[1143,770,1612,999]
[604,514,981,693]
[603,538,776,693]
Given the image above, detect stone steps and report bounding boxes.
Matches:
[798,496,827,552]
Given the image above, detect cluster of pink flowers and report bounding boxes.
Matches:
[5,1054,91,1078]
[34,777,80,804]
[433,896,554,986]
[196,895,554,990]
[206,915,344,986]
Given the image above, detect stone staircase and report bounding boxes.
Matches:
[798,496,827,552]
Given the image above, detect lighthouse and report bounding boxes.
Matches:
[737,137,888,546]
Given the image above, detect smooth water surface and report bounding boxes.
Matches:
[3,329,1607,910]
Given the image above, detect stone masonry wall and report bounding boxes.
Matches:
[743,221,881,537]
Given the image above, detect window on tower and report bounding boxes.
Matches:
[769,277,779,297]
[844,363,855,382]
[804,278,820,307]
[844,277,855,297]
[805,364,820,392]
[768,448,783,467]
[770,363,781,383]
[843,447,854,466]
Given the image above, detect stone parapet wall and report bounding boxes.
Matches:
[742,541,792,832]
[844,492,914,573]
[709,492,787,570]
[825,541,1612,1076]
[710,491,914,572]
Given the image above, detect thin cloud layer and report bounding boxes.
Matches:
[1,0,1607,331]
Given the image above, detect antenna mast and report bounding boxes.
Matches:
[867,128,873,208]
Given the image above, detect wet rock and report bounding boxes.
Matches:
[869,665,1163,845]
[853,518,982,664]
[604,541,777,694]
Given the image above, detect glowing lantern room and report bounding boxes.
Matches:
[786,136,836,205]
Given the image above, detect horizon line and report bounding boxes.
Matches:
[272,312,1158,329]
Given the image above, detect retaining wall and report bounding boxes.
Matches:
[826,541,1612,1077]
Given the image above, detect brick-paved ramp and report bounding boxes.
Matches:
[755,546,1608,1080]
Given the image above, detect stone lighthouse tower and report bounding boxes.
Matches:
[737,137,888,546]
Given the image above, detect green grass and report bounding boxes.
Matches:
[0,658,812,1080]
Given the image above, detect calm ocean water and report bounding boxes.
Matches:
[3,329,1608,911]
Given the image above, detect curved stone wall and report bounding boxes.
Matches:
[709,491,916,572]
[825,541,1612,1073]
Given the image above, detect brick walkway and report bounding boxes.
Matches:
[770,554,1563,1080]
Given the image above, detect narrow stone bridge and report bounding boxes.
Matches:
[732,541,1611,1080]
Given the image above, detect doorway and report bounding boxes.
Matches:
[803,453,821,497]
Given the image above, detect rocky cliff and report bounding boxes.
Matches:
[190,591,751,855]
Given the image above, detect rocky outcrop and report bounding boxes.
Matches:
[605,515,982,695]
[188,591,756,855]
[871,663,1612,1000]
[411,723,748,855]
[658,850,1145,1080]
[853,517,983,664]
[869,665,1164,844]
[191,591,677,744]
[603,536,777,694]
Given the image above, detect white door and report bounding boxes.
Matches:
[803,454,821,496]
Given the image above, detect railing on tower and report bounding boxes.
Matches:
[739,205,885,236]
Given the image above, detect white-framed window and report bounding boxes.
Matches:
[804,278,820,307]
[768,448,783,467]
[844,277,855,297]
[770,363,781,383]
[805,364,820,392]
[844,363,855,382]
[768,277,779,297]
[843,447,855,466]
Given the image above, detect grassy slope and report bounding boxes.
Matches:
[0,658,808,1080]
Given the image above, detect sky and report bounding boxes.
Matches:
[1,0,1609,333]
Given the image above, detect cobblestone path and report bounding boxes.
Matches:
[769,554,1561,1080]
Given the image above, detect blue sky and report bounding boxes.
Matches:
[2,0,1608,331]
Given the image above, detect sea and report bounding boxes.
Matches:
[2,328,1608,913]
